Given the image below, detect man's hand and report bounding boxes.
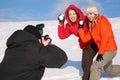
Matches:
[96,54,103,62]
[58,14,65,23]
[39,36,52,46]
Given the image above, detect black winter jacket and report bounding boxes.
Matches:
[0,30,67,80]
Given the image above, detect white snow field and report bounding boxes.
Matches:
[0,17,120,80]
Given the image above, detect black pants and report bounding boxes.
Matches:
[82,42,98,80]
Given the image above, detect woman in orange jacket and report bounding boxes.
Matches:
[78,5,120,80]
[57,4,98,80]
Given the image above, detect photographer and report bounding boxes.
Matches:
[0,25,68,80]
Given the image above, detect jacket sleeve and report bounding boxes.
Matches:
[78,28,92,43]
[98,17,111,54]
[58,23,72,39]
[38,44,68,68]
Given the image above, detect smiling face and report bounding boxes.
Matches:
[87,13,97,22]
[68,9,78,22]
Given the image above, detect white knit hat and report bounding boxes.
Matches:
[86,5,98,15]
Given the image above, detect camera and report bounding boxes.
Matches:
[36,23,50,41]
[36,23,44,37]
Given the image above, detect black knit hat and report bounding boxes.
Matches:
[24,25,41,39]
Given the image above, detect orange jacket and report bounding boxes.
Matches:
[78,15,117,54]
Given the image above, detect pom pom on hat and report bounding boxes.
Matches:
[86,5,98,15]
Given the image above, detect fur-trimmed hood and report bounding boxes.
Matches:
[64,4,85,25]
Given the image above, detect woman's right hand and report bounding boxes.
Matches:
[58,14,65,23]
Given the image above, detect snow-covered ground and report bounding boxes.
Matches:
[0,17,120,80]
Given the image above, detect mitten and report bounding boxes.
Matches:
[96,54,103,62]
[78,20,84,29]
[58,14,65,23]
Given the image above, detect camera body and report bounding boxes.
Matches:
[36,24,50,40]
[36,23,44,37]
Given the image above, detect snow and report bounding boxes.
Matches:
[0,18,120,80]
